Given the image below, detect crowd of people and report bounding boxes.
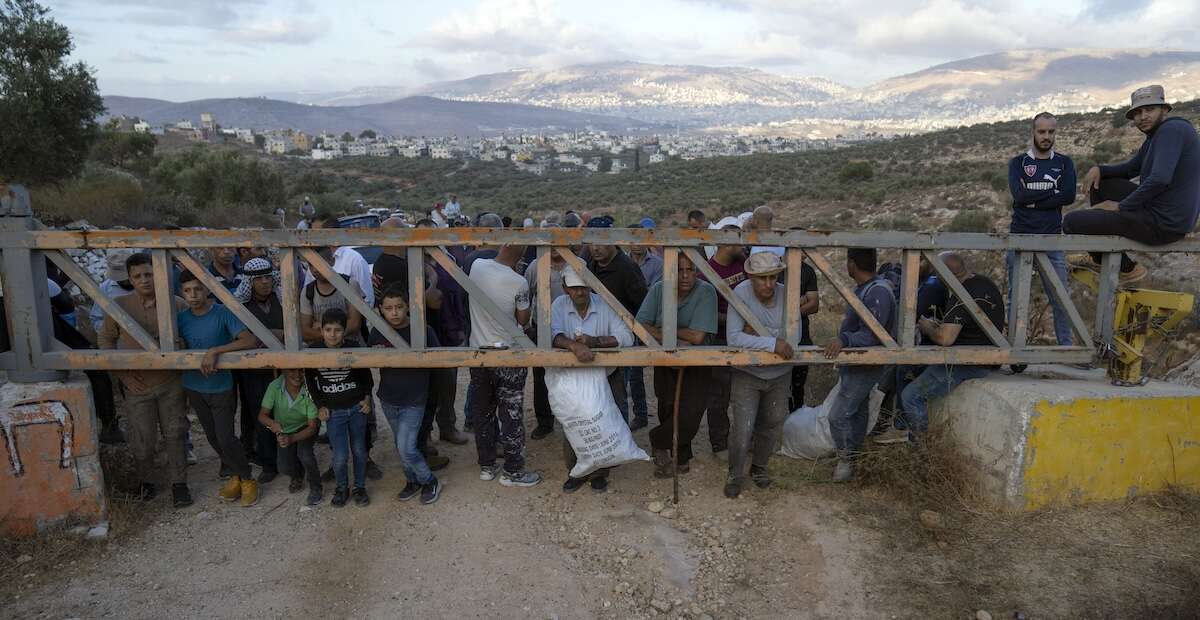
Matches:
[70,86,1197,510]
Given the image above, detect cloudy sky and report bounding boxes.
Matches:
[51,0,1199,100]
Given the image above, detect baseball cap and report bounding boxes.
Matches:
[562,267,587,288]
[106,251,132,282]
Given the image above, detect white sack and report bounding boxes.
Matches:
[778,380,885,460]
[545,367,651,478]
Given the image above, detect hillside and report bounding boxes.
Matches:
[260,49,1200,133]
[101,95,658,136]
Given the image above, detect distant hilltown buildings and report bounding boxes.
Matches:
[111,112,878,176]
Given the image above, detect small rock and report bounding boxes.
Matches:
[742,518,752,527]
[648,501,665,514]
[975,611,992,620]
[299,506,312,513]
[919,510,943,529]
[660,508,677,519]
[85,523,109,540]
[650,599,673,613]
[15,555,32,565]
[196,511,214,520]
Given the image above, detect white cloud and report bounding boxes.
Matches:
[221,19,322,45]
[111,50,168,64]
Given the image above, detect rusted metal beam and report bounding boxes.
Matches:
[555,247,662,348]
[1035,252,1092,346]
[1008,251,1033,348]
[804,249,899,349]
[783,248,803,345]
[44,249,160,352]
[896,250,920,346]
[9,228,1200,253]
[661,248,679,349]
[278,248,301,351]
[171,249,285,350]
[1096,252,1121,349]
[536,246,552,349]
[38,345,1094,370]
[923,250,1009,349]
[297,248,407,349]
[425,247,535,349]
[407,247,426,349]
[682,247,771,339]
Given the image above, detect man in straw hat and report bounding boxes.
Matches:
[1066,85,1200,284]
[723,252,797,498]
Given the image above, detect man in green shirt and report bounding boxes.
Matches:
[258,369,322,505]
[636,253,718,477]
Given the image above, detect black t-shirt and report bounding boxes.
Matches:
[799,262,818,346]
[372,252,409,302]
[944,275,1006,346]
[368,325,439,407]
[588,251,647,314]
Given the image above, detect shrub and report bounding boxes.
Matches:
[946,209,993,233]
[838,160,873,182]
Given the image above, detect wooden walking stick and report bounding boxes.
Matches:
[672,366,684,506]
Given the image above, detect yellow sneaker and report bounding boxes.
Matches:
[219,475,242,502]
[240,479,260,507]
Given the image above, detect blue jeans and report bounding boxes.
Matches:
[899,365,991,436]
[1007,250,1073,346]
[827,366,885,453]
[326,406,368,489]
[624,367,649,422]
[381,401,434,486]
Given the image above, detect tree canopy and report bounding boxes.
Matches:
[0,0,104,185]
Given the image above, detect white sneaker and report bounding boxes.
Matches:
[479,465,500,481]
[499,469,543,488]
[832,459,854,483]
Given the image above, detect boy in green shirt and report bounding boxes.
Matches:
[258,369,322,505]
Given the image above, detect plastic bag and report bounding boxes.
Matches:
[778,380,885,460]
[545,367,651,477]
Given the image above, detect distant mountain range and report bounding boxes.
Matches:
[257,49,1200,133]
[101,95,658,136]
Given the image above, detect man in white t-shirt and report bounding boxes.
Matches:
[304,214,375,307]
[466,245,542,488]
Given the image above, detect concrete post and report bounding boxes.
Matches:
[0,188,67,382]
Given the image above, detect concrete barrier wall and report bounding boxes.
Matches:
[0,374,107,537]
[931,366,1200,510]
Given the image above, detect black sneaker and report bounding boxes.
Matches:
[331,486,349,507]
[321,467,335,482]
[364,459,383,481]
[306,486,323,506]
[99,424,126,445]
[1010,364,1028,374]
[138,482,157,501]
[352,487,370,507]
[590,476,609,493]
[171,483,193,508]
[257,469,278,484]
[420,479,442,505]
[397,481,421,501]
[316,433,330,445]
[427,454,450,472]
[288,477,304,493]
[750,465,771,489]
[562,476,587,494]
[652,449,673,479]
[463,419,474,433]
[724,480,741,499]
[530,426,554,440]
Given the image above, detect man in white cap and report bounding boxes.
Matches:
[551,266,634,493]
[1066,85,1200,284]
[723,252,796,498]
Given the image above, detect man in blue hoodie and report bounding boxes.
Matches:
[823,248,895,483]
[1008,112,1076,345]
[1065,85,1200,284]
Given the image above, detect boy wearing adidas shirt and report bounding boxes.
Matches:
[305,308,374,508]
[1007,112,1076,346]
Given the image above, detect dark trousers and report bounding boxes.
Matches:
[430,368,459,434]
[278,437,320,491]
[234,371,257,456]
[532,366,555,431]
[86,370,117,427]
[562,369,625,481]
[649,367,712,467]
[705,366,731,450]
[469,367,529,473]
[788,364,809,411]
[1063,178,1185,271]
[187,388,252,479]
[238,370,278,473]
[418,378,437,455]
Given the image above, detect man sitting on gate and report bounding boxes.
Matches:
[899,252,1005,443]
[1066,85,1200,285]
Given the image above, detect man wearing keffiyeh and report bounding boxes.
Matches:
[235,257,290,486]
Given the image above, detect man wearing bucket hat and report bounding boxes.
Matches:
[723,252,797,498]
[1065,85,1200,284]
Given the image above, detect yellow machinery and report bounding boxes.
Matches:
[1071,268,1195,385]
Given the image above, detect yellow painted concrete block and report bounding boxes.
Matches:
[1023,397,1200,508]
